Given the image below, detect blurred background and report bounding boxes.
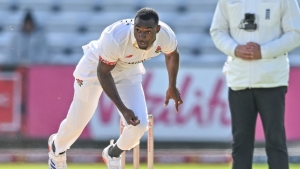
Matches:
[0,0,300,167]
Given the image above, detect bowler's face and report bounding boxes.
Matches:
[134,18,160,50]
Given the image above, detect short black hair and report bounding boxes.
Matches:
[24,11,33,22]
[135,7,159,24]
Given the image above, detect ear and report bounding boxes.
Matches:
[156,25,161,33]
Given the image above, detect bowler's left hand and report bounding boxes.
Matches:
[164,87,183,112]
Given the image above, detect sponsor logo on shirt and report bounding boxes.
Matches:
[126,58,151,64]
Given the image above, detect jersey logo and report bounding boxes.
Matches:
[266,9,270,20]
[76,79,83,87]
[125,54,133,58]
[155,46,162,53]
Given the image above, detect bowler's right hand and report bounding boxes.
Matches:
[121,108,140,126]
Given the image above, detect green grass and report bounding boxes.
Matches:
[0,163,299,169]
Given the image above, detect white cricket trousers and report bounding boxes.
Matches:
[51,57,148,155]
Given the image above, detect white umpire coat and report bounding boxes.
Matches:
[210,0,300,89]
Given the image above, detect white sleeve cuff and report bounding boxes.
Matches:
[230,44,238,58]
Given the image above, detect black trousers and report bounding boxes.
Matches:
[229,87,289,169]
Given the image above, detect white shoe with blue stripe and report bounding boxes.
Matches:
[48,134,67,169]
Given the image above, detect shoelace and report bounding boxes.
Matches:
[53,155,66,169]
[109,157,121,169]
[56,161,66,169]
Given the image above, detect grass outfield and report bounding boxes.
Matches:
[0,163,300,169]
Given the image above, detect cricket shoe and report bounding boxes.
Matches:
[48,134,67,169]
[102,140,122,169]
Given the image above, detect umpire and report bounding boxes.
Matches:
[210,0,300,169]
